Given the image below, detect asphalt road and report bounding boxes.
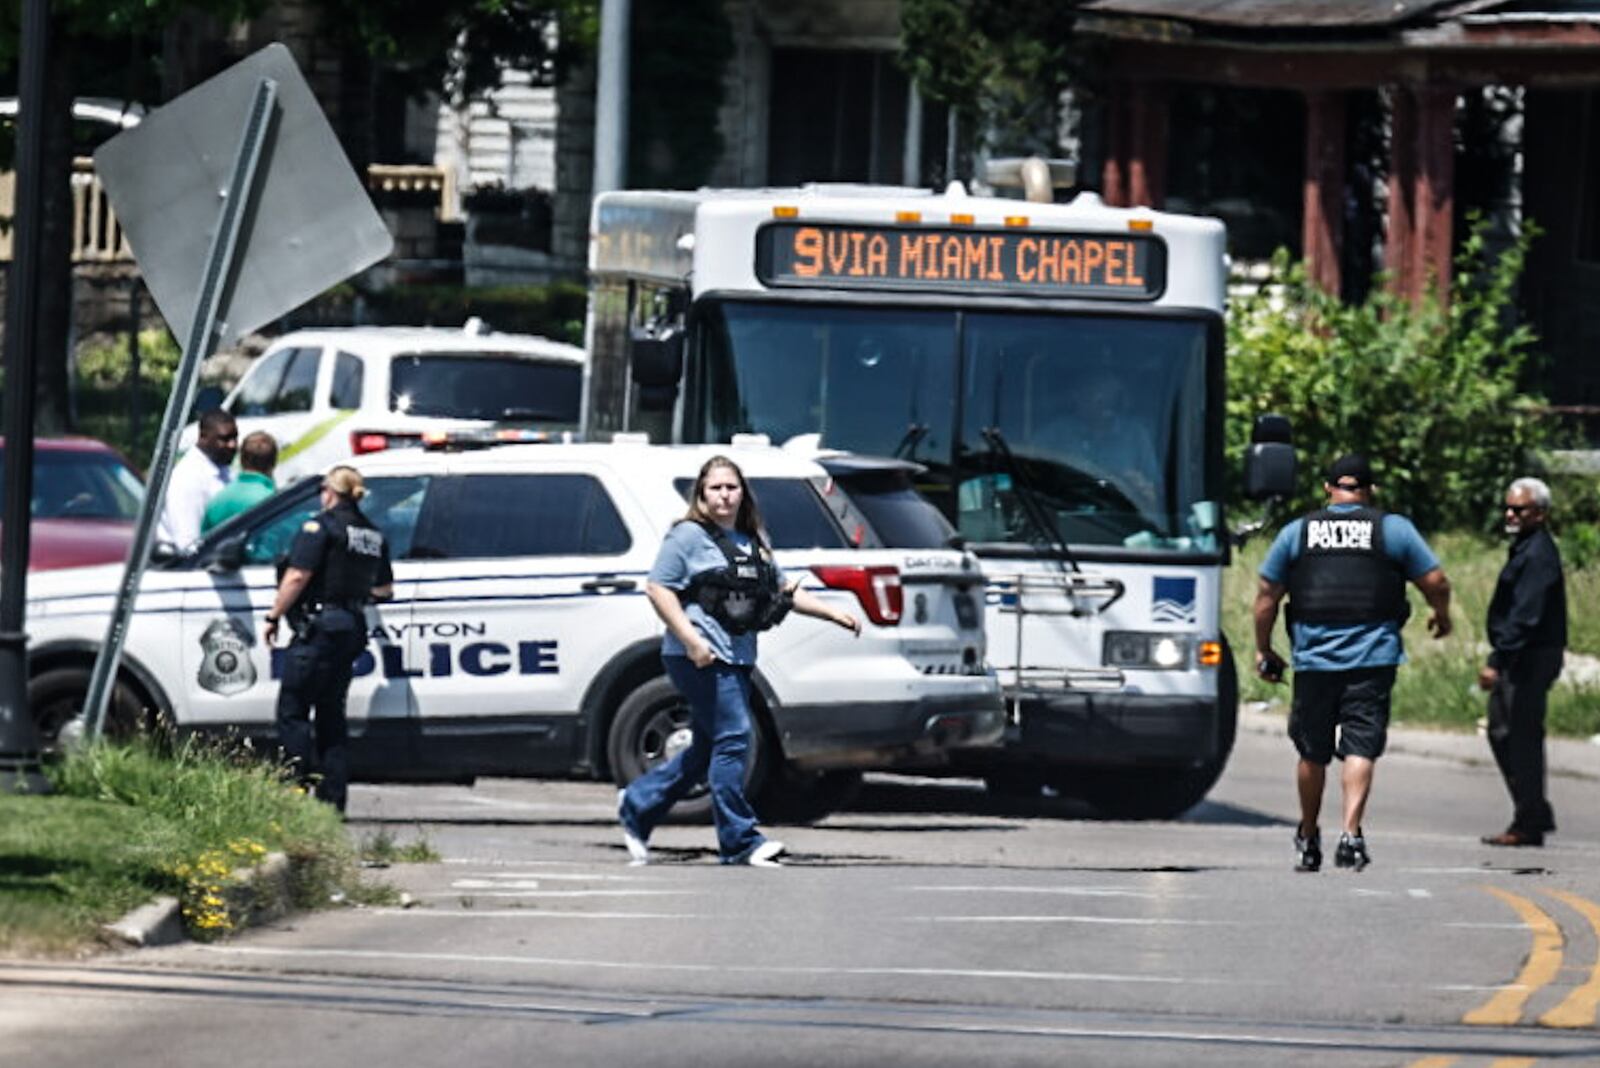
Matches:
[5,709,1600,1067]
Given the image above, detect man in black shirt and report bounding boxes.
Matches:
[1478,477,1567,847]
[263,466,393,813]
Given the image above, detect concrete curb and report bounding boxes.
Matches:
[101,851,300,950]
[1240,702,1600,781]
[101,896,185,948]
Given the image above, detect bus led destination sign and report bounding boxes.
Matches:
[756,223,1166,299]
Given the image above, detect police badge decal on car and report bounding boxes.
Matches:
[198,617,257,696]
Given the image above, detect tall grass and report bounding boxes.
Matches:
[1223,530,1600,737]
[0,736,359,954]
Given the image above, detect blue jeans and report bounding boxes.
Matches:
[619,656,765,862]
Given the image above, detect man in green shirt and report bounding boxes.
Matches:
[202,431,279,533]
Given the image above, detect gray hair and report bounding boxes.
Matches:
[1508,476,1552,512]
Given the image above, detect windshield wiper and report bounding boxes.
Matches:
[980,426,1079,573]
[891,422,929,460]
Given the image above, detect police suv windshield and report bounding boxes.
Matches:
[691,302,1222,554]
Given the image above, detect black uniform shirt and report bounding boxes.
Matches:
[1487,525,1566,669]
[287,501,394,606]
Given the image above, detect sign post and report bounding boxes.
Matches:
[71,43,393,743]
[81,77,278,740]
[0,0,53,793]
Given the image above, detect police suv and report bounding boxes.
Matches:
[25,438,1003,820]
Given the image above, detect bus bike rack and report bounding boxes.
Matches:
[993,570,1127,722]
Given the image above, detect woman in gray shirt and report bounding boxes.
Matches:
[617,455,860,866]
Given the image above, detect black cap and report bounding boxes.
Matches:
[1326,453,1375,487]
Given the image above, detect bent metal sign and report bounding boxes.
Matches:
[756,222,1166,300]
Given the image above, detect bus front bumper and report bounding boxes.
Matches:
[952,692,1224,771]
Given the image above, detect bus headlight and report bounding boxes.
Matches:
[1102,632,1192,670]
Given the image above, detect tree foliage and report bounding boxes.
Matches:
[1227,219,1557,532]
[899,0,1083,156]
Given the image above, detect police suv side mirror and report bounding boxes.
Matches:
[1243,413,1296,502]
[207,533,248,573]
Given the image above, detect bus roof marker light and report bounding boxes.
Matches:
[773,205,799,219]
[1004,215,1029,228]
[1129,218,1154,232]
[950,213,975,226]
[896,211,922,224]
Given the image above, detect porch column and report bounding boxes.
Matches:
[1127,82,1169,208]
[1302,91,1346,295]
[1413,85,1457,304]
[1101,84,1130,207]
[1384,87,1419,300]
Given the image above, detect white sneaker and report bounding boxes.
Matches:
[618,789,650,866]
[743,839,786,868]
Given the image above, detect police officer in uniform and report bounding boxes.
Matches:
[617,455,860,867]
[1253,454,1452,872]
[262,466,393,812]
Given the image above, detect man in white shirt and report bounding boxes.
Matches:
[157,410,238,551]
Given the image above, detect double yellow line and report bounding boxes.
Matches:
[1463,885,1600,1029]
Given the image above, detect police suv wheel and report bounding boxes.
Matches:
[607,675,768,824]
[28,666,158,750]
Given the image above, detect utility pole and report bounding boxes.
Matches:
[0,0,54,794]
[592,0,631,194]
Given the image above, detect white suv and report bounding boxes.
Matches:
[182,323,585,484]
[24,439,1002,820]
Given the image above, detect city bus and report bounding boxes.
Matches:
[583,182,1261,818]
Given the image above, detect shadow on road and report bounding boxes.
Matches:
[843,776,1290,829]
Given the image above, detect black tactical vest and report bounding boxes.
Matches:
[1285,506,1410,626]
[680,522,791,635]
[309,503,387,610]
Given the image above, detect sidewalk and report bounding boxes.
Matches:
[1239,702,1600,782]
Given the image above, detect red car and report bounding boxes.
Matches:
[0,436,144,570]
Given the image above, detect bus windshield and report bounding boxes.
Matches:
[694,301,1220,553]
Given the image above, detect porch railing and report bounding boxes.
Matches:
[0,159,456,263]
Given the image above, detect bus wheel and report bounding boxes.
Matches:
[607,675,768,825]
[1070,644,1239,820]
[28,667,162,751]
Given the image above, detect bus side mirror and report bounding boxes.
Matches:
[629,323,684,389]
[1243,414,1296,501]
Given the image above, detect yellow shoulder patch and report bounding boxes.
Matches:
[302,520,321,533]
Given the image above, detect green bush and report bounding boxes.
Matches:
[362,281,587,345]
[1227,220,1559,532]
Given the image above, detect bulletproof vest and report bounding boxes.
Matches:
[308,503,387,611]
[680,522,791,635]
[1285,506,1410,626]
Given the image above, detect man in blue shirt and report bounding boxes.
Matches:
[1253,453,1452,873]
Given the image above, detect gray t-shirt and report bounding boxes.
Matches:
[648,521,783,666]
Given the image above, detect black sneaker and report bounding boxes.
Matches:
[1294,827,1322,873]
[1335,831,1370,871]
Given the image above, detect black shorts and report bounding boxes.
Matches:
[1288,666,1398,764]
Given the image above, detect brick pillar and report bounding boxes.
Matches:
[1126,83,1168,209]
[1414,86,1457,305]
[1384,87,1419,300]
[1302,91,1346,296]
